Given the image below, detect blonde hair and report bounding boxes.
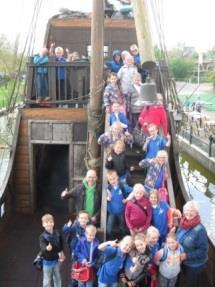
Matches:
[119,235,133,247]
[146,226,160,238]
[133,183,145,195]
[41,214,54,224]
[130,44,139,52]
[86,224,97,234]
[113,139,125,149]
[166,232,177,241]
[134,232,146,242]
[157,150,168,161]
[55,46,64,55]
[149,189,159,200]
[132,72,141,81]
[148,123,158,131]
[106,169,118,179]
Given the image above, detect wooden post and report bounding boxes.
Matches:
[86,0,104,170]
[131,0,155,64]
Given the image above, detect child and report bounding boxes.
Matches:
[33,47,49,103]
[149,189,181,245]
[125,183,152,235]
[146,226,160,259]
[143,124,171,159]
[62,210,90,260]
[122,233,154,287]
[128,73,143,127]
[74,225,100,287]
[109,102,129,131]
[97,236,133,287]
[139,150,168,193]
[154,232,184,287]
[117,54,138,111]
[98,121,133,148]
[54,45,67,100]
[106,170,133,238]
[63,210,90,287]
[105,50,123,73]
[39,214,65,287]
[103,72,125,113]
[105,140,130,185]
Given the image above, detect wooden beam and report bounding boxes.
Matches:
[131,0,155,63]
[86,0,104,170]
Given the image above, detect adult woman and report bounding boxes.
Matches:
[139,150,168,193]
[176,200,208,287]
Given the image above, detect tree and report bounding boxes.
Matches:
[169,57,195,81]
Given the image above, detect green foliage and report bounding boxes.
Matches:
[169,57,195,81]
[208,70,215,89]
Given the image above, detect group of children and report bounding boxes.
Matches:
[37,44,185,287]
[33,43,82,103]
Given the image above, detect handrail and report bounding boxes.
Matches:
[0,112,21,205]
[25,59,90,105]
[100,113,109,238]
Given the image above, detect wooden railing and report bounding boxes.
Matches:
[25,57,90,107]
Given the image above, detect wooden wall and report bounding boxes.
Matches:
[13,108,87,213]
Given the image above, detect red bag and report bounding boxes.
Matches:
[158,176,169,202]
[71,262,94,282]
[158,187,168,201]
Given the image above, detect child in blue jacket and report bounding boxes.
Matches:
[106,170,133,239]
[97,236,133,287]
[74,225,100,287]
[63,210,90,287]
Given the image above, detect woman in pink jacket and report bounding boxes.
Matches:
[125,183,152,235]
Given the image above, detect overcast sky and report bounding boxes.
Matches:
[0,0,214,53]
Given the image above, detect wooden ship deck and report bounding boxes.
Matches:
[0,3,214,287]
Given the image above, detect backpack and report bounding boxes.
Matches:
[159,245,168,262]
[160,244,183,262]
[107,183,128,199]
[95,248,118,270]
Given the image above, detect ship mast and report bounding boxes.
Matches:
[86,0,104,171]
[131,0,155,64]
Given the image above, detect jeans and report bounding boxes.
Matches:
[98,282,118,287]
[78,281,94,287]
[107,213,125,237]
[43,262,61,287]
[35,73,48,98]
[158,273,178,287]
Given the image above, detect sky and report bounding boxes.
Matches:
[0,0,214,54]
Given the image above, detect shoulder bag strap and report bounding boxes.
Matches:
[133,199,147,217]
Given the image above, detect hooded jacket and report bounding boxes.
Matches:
[105,50,123,73]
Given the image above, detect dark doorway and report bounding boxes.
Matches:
[34,144,69,213]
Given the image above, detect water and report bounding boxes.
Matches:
[0,112,17,195]
[179,152,215,245]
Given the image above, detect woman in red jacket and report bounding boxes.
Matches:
[125,183,152,235]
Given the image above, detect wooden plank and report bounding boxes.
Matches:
[21,108,87,121]
[14,185,30,194]
[50,18,135,29]
[14,154,29,164]
[13,170,30,179]
[15,177,30,185]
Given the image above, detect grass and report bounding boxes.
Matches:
[178,92,215,111]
